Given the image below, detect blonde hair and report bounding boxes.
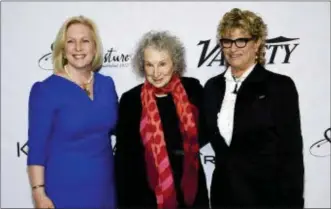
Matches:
[52,15,103,73]
[217,8,268,65]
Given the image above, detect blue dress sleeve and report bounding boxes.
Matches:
[106,76,119,209]
[27,82,55,166]
[107,76,119,135]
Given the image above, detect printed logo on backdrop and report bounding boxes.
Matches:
[309,127,331,157]
[197,36,299,68]
[17,141,28,157]
[38,44,132,70]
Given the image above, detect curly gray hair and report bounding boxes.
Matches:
[132,30,186,77]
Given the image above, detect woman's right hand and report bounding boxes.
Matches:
[33,189,55,209]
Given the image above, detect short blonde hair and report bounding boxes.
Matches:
[217,8,268,65]
[52,15,103,72]
[132,30,186,77]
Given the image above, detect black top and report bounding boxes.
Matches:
[115,77,209,209]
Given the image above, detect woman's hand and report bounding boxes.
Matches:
[33,189,54,209]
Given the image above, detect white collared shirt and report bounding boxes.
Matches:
[217,64,256,146]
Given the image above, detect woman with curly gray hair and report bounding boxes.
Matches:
[203,8,304,208]
[115,31,209,208]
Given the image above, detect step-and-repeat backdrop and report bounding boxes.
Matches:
[1,2,330,208]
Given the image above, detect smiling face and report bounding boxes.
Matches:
[143,46,175,88]
[222,28,260,72]
[64,23,96,71]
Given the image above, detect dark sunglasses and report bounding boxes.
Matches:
[219,37,255,48]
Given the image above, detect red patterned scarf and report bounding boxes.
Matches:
[140,75,200,209]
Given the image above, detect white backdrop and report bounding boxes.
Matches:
[1,2,330,208]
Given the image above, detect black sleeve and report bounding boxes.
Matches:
[195,79,210,148]
[200,78,218,148]
[273,76,304,208]
[184,77,209,148]
[114,92,137,208]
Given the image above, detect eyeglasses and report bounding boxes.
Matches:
[219,37,255,48]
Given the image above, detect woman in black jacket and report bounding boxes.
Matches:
[203,8,304,208]
[115,30,209,209]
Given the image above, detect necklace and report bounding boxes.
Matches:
[64,65,94,96]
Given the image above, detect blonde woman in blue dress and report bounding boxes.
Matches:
[27,15,118,208]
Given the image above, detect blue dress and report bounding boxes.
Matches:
[27,72,118,208]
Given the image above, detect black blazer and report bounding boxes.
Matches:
[203,64,304,208]
[114,77,209,208]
